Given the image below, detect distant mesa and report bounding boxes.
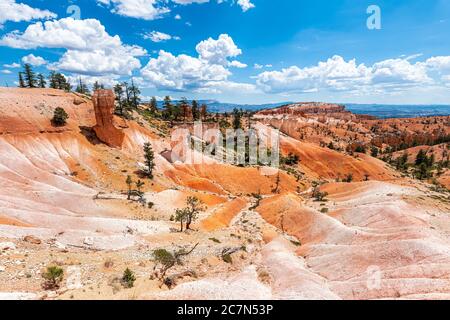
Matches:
[257,102,347,116]
[256,102,377,120]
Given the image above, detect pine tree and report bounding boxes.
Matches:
[163,96,174,124]
[37,73,46,88]
[163,96,172,109]
[150,96,158,113]
[184,196,204,230]
[200,104,207,121]
[232,108,242,130]
[126,175,133,200]
[114,84,124,115]
[135,180,145,195]
[75,78,89,95]
[143,142,155,179]
[192,100,199,121]
[93,81,103,91]
[48,72,58,89]
[415,149,427,166]
[179,97,189,121]
[130,79,141,109]
[52,107,69,126]
[53,73,71,91]
[123,82,131,105]
[23,63,37,88]
[173,102,181,122]
[18,72,26,88]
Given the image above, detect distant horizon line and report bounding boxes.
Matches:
[2,86,450,107]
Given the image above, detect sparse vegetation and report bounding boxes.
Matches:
[371,146,379,158]
[18,72,26,88]
[281,152,300,166]
[174,196,205,232]
[23,63,37,88]
[222,253,232,264]
[51,107,69,126]
[121,268,136,288]
[249,190,263,210]
[312,184,328,202]
[143,142,155,179]
[232,108,243,130]
[42,266,64,290]
[75,77,89,95]
[343,174,354,183]
[152,243,199,287]
[126,175,133,200]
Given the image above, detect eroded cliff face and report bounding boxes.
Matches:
[92,90,126,148]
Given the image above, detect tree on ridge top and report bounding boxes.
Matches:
[23,63,37,88]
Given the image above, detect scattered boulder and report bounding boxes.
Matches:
[48,240,67,251]
[0,242,16,250]
[83,237,94,246]
[73,97,86,106]
[23,235,42,245]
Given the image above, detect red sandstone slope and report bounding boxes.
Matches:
[1,89,450,300]
[256,182,450,299]
[392,143,449,163]
[253,122,397,182]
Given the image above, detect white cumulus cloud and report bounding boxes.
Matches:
[0,18,146,77]
[141,50,230,91]
[237,0,255,12]
[22,54,47,66]
[140,34,255,93]
[96,0,169,20]
[144,31,180,42]
[229,60,247,68]
[3,62,21,68]
[255,55,443,95]
[196,34,242,66]
[0,0,56,26]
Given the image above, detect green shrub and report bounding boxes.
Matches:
[42,266,64,290]
[222,253,232,264]
[290,240,301,246]
[52,107,69,126]
[312,187,328,202]
[153,249,176,268]
[344,174,354,183]
[281,153,300,166]
[121,268,136,288]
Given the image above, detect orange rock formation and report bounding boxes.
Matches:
[92,90,125,148]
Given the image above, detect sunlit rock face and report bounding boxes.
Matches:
[92,89,125,148]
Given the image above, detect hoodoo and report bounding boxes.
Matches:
[92,89,126,148]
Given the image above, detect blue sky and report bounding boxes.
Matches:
[1,0,450,104]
